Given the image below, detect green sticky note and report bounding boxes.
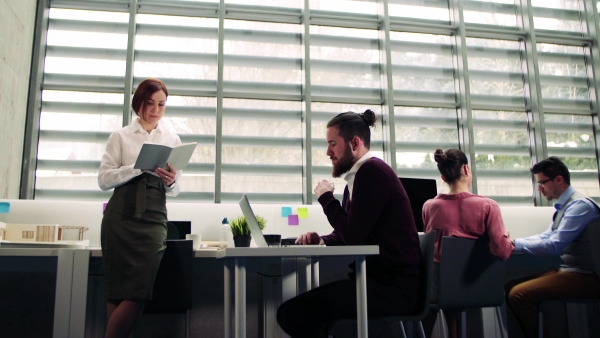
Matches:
[298,208,308,219]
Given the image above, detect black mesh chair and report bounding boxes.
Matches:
[143,239,194,338]
[432,236,506,338]
[329,231,436,338]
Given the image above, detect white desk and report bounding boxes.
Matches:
[66,247,224,338]
[0,247,76,338]
[6,245,376,338]
[221,246,380,338]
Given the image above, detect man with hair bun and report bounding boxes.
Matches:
[506,156,600,338]
[277,109,421,337]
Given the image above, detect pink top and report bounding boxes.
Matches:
[422,192,514,263]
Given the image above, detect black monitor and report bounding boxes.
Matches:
[399,177,438,232]
[166,220,192,240]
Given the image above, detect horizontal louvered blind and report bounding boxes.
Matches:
[27,0,599,204]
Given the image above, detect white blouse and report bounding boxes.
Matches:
[98,118,182,197]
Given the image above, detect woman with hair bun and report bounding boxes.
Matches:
[423,148,513,262]
[422,148,513,337]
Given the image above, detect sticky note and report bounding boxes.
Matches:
[281,207,292,217]
[288,215,299,226]
[0,202,10,213]
[298,208,308,219]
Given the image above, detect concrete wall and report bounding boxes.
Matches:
[0,0,37,198]
[0,0,36,198]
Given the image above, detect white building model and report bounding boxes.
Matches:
[1,223,87,242]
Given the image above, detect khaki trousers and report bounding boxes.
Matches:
[506,270,600,338]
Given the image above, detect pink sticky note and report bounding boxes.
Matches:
[288,215,299,226]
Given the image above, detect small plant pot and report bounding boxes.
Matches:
[233,235,252,247]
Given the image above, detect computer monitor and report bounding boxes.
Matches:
[399,177,438,232]
[166,220,192,240]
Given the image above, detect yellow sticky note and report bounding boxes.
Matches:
[298,208,308,219]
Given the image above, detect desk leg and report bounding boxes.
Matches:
[54,249,74,338]
[70,249,91,337]
[281,258,297,303]
[235,257,246,338]
[311,258,319,289]
[297,257,311,294]
[355,255,368,338]
[225,259,234,338]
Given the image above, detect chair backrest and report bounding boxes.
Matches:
[143,239,194,314]
[437,236,505,310]
[413,231,436,318]
[166,220,191,240]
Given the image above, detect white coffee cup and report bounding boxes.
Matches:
[186,234,202,250]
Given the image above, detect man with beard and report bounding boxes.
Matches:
[276,109,422,337]
[506,156,600,338]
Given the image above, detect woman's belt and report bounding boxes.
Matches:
[132,173,163,218]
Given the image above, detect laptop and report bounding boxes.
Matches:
[238,194,269,247]
[239,194,327,247]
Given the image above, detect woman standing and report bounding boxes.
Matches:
[98,78,182,338]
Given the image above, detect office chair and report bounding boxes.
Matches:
[329,231,436,338]
[143,239,194,338]
[432,236,506,338]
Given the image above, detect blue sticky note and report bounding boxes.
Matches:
[288,215,299,226]
[0,202,10,213]
[281,207,292,217]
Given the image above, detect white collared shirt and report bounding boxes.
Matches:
[344,151,375,201]
[98,118,182,196]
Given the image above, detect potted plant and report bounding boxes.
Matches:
[229,215,266,247]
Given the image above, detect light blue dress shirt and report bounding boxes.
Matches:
[514,186,600,256]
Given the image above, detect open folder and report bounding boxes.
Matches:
[134,142,197,171]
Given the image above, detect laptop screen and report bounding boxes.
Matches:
[238,194,269,247]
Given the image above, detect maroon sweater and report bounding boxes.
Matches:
[319,158,421,284]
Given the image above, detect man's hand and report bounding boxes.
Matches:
[314,179,335,198]
[296,232,323,245]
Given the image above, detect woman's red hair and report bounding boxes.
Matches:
[131,78,168,116]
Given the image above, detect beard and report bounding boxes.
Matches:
[332,143,355,178]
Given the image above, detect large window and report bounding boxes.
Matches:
[26,0,600,205]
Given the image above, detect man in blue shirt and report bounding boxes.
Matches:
[506,156,600,338]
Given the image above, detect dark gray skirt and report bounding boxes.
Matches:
[101,173,168,300]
